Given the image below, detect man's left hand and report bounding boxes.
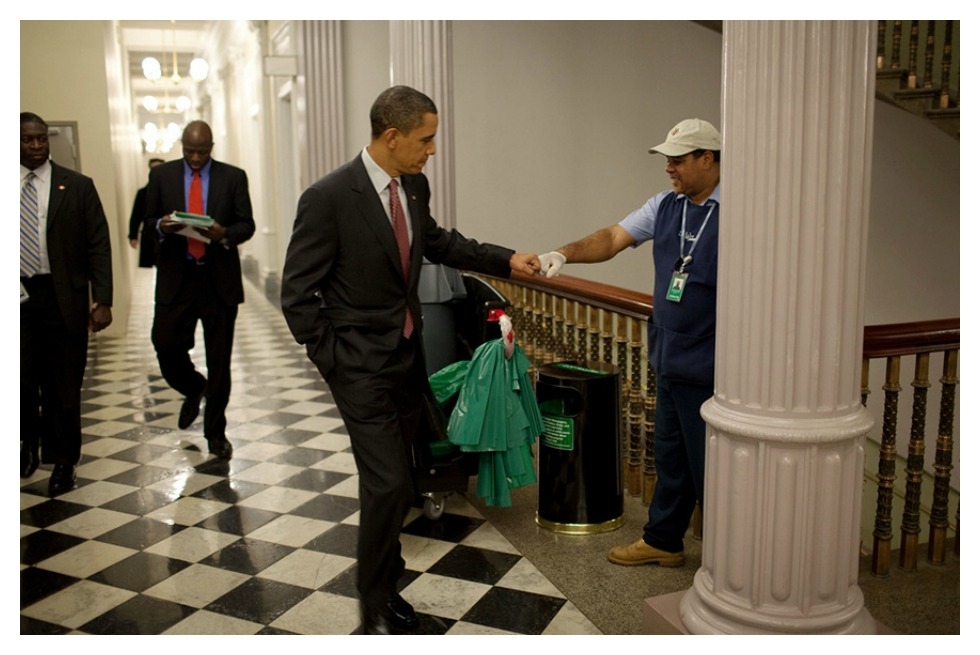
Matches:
[196,221,227,243]
[89,304,113,333]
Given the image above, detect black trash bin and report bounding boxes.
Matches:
[535,361,624,534]
[419,260,469,376]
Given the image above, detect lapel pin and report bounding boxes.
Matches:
[58,185,66,190]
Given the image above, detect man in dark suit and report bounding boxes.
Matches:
[281,85,540,635]
[20,112,113,495]
[143,120,255,459]
[128,157,164,268]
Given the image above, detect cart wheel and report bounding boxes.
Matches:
[424,494,446,520]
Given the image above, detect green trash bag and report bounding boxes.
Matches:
[446,338,543,507]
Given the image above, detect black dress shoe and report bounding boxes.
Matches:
[385,592,419,630]
[178,385,206,429]
[48,464,76,496]
[361,607,394,635]
[20,447,39,478]
[207,436,233,459]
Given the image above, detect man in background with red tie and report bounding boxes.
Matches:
[281,86,540,635]
[144,120,255,459]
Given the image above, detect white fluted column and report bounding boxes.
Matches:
[679,21,879,634]
[389,20,456,229]
[296,20,345,187]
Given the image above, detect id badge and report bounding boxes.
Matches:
[666,271,688,302]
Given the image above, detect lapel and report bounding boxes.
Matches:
[45,163,69,230]
[349,157,407,282]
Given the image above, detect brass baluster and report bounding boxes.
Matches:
[899,353,930,571]
[923,21,936,89]
[626,332,643,496]
[601,309,613,365]
[929,349,957,565]
[872,356,901,576]
[876,20,886,69]
[553,297,566,361]
[566,300,578,361]
[577,307,588,364]
[541,292,555,364]
[642,361,657,505]
[890,20,903,70]
[907,20,920,88]
[617,317,630,485]
[861,357,871,406]
[939,20,953,109]
[588,306,600,363]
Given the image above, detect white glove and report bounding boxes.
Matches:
[537,251,566,278]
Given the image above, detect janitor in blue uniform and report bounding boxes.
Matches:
[536,118,722,568]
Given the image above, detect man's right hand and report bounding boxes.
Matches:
[537,251,566,278]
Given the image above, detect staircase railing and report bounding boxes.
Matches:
[875,20,959,139]
[474,272,960,576]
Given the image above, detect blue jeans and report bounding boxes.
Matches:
[643,377,712,553]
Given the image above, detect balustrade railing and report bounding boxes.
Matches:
[876,20,959,138]
[474,272,959,576]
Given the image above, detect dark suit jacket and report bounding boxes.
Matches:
[45,161,113,333]
[127,185,155,268]
[143,159,255,305]
[280,154,514,379]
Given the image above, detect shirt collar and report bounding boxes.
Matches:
[361,147,398,195]
[22,160,51,183]
[674,183,721,206]
[183,159,212,177]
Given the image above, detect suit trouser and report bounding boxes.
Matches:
[642,377,712,553]
[151,261,238,439]
[326,333,426,611]
[20,275,88,466]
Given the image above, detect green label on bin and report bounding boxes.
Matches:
[541,415,575,451]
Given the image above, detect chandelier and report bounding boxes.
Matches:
[139,20,209,155]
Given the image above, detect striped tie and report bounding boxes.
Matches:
[20,172,41,277]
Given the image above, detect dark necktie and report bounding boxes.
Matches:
[20,172,41,277]
[388,179,414,338]
[187,170,205,260]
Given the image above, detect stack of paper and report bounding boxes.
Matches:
[171,211,214,228]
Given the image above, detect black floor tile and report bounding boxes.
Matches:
[205,577,312,625]
[402,511,485,543]
[460,586,566,635]
[302,522,359,558]
[78,593,195,634]
[427,544,523,585]
[20,567,79,609]
[20,530,86,566]
[88,551,191,592]
[196,505,281,535]
[291,494,360,523]
[95,516,185,550]
[199,537,293,575]
[100,488,180,515]
[279,468,350,493]
[21,615,71,635]
[20,499,91,529]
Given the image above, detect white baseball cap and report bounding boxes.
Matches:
[649,118,721,157]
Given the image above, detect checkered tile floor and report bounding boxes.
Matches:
[20,267,600,635]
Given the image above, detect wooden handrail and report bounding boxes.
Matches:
[508,271,652,321]
[863,318,960,357]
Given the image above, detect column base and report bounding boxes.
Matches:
[641,591,897,635]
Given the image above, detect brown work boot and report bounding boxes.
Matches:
[607,539,684,567]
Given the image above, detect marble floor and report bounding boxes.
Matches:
[19,267,601,636]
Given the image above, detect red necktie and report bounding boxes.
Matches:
[388,179,414,338]
[187,171,205,260]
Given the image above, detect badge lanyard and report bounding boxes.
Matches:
[666,199,715,303]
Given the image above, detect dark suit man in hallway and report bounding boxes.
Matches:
[281,85,540,634]
[20,112,113,495]
[144,120,255,459]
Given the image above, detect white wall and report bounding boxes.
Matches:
[453,21,723,293]
[20,20,130,337]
